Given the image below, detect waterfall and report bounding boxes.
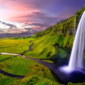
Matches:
[59,11,85,73]
[68,11,85,70]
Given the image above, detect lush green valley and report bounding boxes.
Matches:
[0,7,85,85]
[25,7,85,59]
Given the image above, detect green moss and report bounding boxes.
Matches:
[0,55,13,61]
[0,74,18,85]
[12,75,60,85]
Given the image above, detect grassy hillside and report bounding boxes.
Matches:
[24,34,68,59]
[0,7,85,85]
[24,7,85,60]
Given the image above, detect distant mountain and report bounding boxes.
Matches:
[0,33,34,37]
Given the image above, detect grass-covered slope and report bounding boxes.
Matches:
[25,34,68,59]
[25,7,85,59]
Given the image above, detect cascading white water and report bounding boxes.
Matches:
[59,11,85,73]
[68,11,85,70]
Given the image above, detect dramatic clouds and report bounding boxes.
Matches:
[2,22,16,27]
[0,0,85,30]
[10,12,61,27]
[0,21,17,29]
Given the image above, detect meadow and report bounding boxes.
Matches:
[0,37,61,85]
[0,36,85,85]
[0,37,35,53]
[0,55,13,61]
[0,55,59,85]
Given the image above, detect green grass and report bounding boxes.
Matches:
[42,60,54,63]
[0,55,13,61]
[0,55,58,85]
[0,38,35,53]
[57,48,67,58]
[24,34,69,59]
[0,55,57,84]
[0,35,70,84]
[0,56,38,75]
[24,34,58,59]
[0,74,18,85]
[12,75,60,85]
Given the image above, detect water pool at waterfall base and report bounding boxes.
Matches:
[55,66,85,84]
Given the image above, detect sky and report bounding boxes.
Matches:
[0,0,85,33]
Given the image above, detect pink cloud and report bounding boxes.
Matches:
[0,0,39,21]
[32,26,41,29]
[5,1,35,11]
[1,0,84,31]
[0,0,2,2]
[31,26,46,31]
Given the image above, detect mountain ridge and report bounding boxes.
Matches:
[33,6,85,38]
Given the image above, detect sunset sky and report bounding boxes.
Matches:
[0,0,85,32]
